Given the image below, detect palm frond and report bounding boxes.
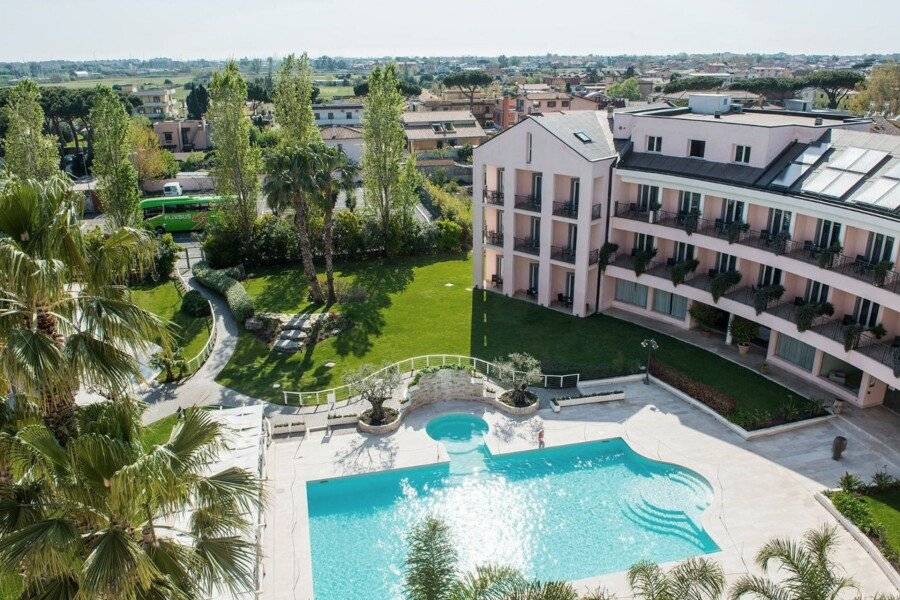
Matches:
[626,560,670,600]
[728,574,791,600]
[669,557,725,600]
[191,535,257,596]
[81,527,160,597]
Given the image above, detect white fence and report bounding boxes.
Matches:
[172,268,216,376]
[281,353,580,406]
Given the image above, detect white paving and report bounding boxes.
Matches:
[259,382,899,599]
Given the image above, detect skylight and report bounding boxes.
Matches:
[574,131,592,143]
[827,147,888,173]
[770,142,830,188]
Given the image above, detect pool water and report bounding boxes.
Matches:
[306,413,718,599]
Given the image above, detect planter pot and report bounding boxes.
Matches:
[737,342,751,355]
[326,415,359,427]
[554,392,626,408]
[831,400,845,415]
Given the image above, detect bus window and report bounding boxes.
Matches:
[143,207,163,218]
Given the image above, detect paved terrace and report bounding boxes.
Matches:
[260,382,899,599]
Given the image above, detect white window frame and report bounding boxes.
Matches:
[734,145,751,164]
[525,132,533,164]
[647,135,662,153]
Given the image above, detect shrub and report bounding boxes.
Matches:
[710,270,741,302]
[839,471,864,493]
[689,302,725,331]
[871,469,897,492]
[669,258,699,286]
[753,284,784,314]
[181,289,211,317]
[843,323,862,351]
[632,248,657,276]
[248,214,300,266]
[333,281,369,305]
[597,242,618,272]
[796,301,835,332]
[152,233,180,281]
[192,261,255,322]
[830,491,878,533]
[729,316,758,345]
[434,219,465,253]
[334,210,365,257]
[649,358,737,417]
[201,211,245,268]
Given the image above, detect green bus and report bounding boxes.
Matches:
[140,195,224,233]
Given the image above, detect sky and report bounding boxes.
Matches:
[1,0,897,62]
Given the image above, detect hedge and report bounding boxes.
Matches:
[649,357,737,417]
[192,261,255,323]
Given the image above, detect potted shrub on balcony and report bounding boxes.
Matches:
[683,209,701,235]
[729,316,758,355]
[872,260,893,286]
[710,270,742,303]
[670,258,699,286]
[816,242,842,269]
[726,220,748,244]
[753,284,784,315]
[795,301,834,332]
[843,323,863,352]
[632,248,657,276]
[597,242,618,272]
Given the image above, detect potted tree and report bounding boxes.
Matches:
[346,363,403,427]
[729,316,759,355]
[494,352,542,408]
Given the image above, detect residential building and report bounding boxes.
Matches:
[154,119,210,152]
[313,100,364,127]
[749,66,793,79]
[134,88,179,120]
[474,95,900,408]
[401,110,487,152]
[415,89,500,127]
[494,92,599,129]
[320,125,364,164]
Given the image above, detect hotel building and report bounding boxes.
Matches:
[473,95,900,408]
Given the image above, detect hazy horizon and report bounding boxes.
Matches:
[2,0,898,63]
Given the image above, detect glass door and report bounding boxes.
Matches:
[637,184,659,211]
[566,223,577,252]
[716,252,737,272]
[804,280,829,304]
[757,265,782,287]
[497,168,504,194]
[721,199,744,223]
[853,298,880,328]
[529,216,540,243]
[531,173,542,201]
[866,232,895,263]
[528,263,539,293]
[565,272,575,300]
[494,255,502,279]
[767,208,792,235]
[815,219,841,248]
[569,177,580,207]
[674,242,695,262]
[678,191,701,213]
[634,233,654,253]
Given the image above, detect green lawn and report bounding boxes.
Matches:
[0,569,22,599]
[863,488,900,558]
[131,280,212,361]
[216,255,805,421]
[43,74,195,100]
[141,414,179,450]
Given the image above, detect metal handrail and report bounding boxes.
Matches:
[591,204,603,220]
[281,354,581,406]
[550,245,576,263]
[513,236,540,255]
[484,230,504,246]
[514,194,542,212]
[552,200,578,218]
[483,189,505,206]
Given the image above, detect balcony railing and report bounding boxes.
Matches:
[615,203,900,294]
[513,236,540,255]
[551,245,576,263]
[483,190,505,206]
[591,203,602,220]
[484,230,504,247]
[514,194,542,212]
[552,201,579,218]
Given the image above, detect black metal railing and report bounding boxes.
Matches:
[484,230,504,246]
[552,201,579,218]
[591,203,603,220]
[551,245,576,263]
[613,201,651,222]
[483,189,505,206]
[587,248,601,264]
[513,236,540,255]
[514,194,542,212]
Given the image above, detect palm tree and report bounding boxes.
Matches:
[627,558,725,600]
[264,145,326,304]
[311,143,359,304]
[729,525,857,600]
[0,399,263,599]
[0,176,168,444]
[404,517,581,600]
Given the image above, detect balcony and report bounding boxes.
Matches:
[551,245,576,264]
[514,194,542,213]
[811,320,899,374]
[552,200,578,219]
[614,203,900,295]
[484,230,504,247]
[591,203,603,220]
[513,236,540,255]
[483,190,504,206]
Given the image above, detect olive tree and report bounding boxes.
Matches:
[346,363,402,425]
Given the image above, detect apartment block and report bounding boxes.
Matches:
[134,88,179,120]
[401,110,487,152]
[153,119,210,152]
[313,100,364,127]
[473,94,900,408]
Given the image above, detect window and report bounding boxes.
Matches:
[716,252,737,273]
[805,281,829,304]
[766,208,791,235]
[757,265,782,287]
[647,136,662,152]
[547,101,557,108]
[561,100,570,108]
[775,334,816,372]
[815,219,841,248]
[652,290,688,320]
[528,263,539,292]
[163,132,173,142]
[573,132,591,143]
[346,112,352,119]
[853,298,880,328]
[674,242,694,262]
[526,132,533,164]
[637,184,659,211]
[615,280,649,307]
[565,223,577,251]
[735,145,751,164]
[721,199,744,223]
[531,173,542,200]
[865,232,895,263]
[569,178,580,203]
[633,233,654,253]
[564,272,575,299]
[678,190,701,213]
[688,139,706,158]
[328,112,334,120]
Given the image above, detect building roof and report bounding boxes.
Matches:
[530,110,617,161]
[402,110,476,124]
[402,110,486,141]
[312,99,364,109]
[525,91,574,101]
[319,125,363,140]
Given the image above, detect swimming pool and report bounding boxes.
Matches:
[306,413,718,599]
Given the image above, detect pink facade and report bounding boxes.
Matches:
[474,95,899,408]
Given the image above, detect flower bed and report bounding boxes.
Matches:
[826,472,900,572]
[550,390,625,412]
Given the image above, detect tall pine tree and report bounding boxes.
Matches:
[1,80,59,179]
[90,86,140,227]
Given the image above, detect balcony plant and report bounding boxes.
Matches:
[795,301,835,332]
[753,284,784,315]
[597,242,619,272]
[725,220,749,244]
[710,270,742,302]
[872,259,894,286]
[683,208,701,235]
[816,242,843,269]
[632,248,657,276]
[669,258,699,286]
[870,323,887,339]
[843,323,863,352]
[771,230,791,255]
[729,316,758,355]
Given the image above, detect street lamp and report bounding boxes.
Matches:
[641,338,658,384]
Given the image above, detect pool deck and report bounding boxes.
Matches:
[260,381,899,599]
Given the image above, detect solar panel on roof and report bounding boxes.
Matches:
[848,149,889,174]
[821,171,864,198]
[854,178,898,205]
[795,143,830,165]
[801,168,842,194]
[771,163,809,188]
[828,147,866,170]
[883,162,900,180]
